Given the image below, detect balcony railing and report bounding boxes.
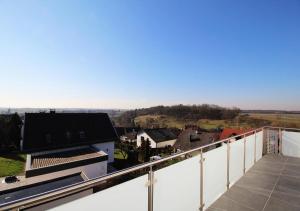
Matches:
[1,126,300,211]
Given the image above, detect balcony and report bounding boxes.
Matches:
[1,127,300,211]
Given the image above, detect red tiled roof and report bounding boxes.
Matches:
[220,128,253,140]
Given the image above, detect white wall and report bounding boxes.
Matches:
[137,132,176,148]
[93,141,115,163]
[136,132,157,148]
[83,161,107,179]
[156,139,177,148]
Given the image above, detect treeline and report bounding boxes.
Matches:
[115,104,240,126]
[0,113,22,152]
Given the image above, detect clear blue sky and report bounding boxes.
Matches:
[1,0,300,110]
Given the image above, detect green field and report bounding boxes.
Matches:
[114,148,128,160]
[0,153,26,177]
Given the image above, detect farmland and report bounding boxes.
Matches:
[134,113,300,130]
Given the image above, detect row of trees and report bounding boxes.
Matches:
[115,104,241,126]
[0,113,22,152]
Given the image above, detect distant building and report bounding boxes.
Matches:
[174,128,220,151]
[137,128,177,148]
[21,112,119,179]
[115,127,139,143]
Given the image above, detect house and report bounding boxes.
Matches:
[137,128,177,148]
[174,128,220,151]
[115,127,139,143]
[0,112,119,207]
[219,128,254,142]
[21,112,119,179]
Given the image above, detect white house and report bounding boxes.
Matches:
[22,112,119,179]
[137,128,177,148]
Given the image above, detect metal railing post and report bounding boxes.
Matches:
[199,149,205,211]
[279,128,282,155]
[243,134,246,174]
[148,166,154,211]
[268,129,271,154]
[226,140,230,190]
[254,130,257,163]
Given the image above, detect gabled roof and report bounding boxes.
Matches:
[115,127,140,136]
[141,128,177,143]
[219,128,253,140]
[22,112,118,152]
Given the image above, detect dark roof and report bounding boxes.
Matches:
[0,174,84,205]
[121,131,137,140]
[174,128,220,151]
[142,128,177,143]
[115,127,140,136]
[22,113,118,152]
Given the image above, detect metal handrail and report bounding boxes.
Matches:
[0,126,288,210]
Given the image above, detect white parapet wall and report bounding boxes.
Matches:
[49,130,264,211]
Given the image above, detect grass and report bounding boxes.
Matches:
[0,153,26,177]
[114,149,127,160]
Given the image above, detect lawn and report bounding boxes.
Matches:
[0,153,26,177]
[114,149,127,160]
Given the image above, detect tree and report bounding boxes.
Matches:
[139,138,151,162]
[0,113,22,152]
[7,113,22,150]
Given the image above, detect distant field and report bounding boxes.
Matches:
[135,113,300,130]
[134,115,250,130]
[0,153,26,177]
[135,115,186,128]
[248,113,300,128]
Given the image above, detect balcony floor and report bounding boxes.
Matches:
[208,154,300,211]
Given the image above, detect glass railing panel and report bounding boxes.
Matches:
[51,174,149,211]
[282,131,300,157]
[153,155,201,211]
[203,145,227,209]
[229,138,244,187]
[256,131,263,161]
[245,134,255,171]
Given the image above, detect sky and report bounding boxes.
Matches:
[0,0,300,110]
